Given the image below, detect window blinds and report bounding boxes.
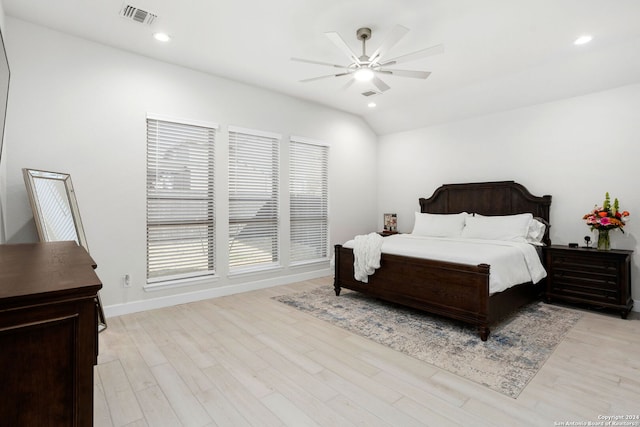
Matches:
[146,116,216,282]
[228,127,280,272]
[289,138,329,263]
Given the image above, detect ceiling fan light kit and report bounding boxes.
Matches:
[292,25,443,95]
[354,67,374,81]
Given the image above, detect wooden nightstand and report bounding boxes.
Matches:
[544,245,633,318]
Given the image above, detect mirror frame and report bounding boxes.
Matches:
[0,26,10,166]
[23,168,106,331]
[22,168,89,251]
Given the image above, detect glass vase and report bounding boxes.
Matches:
[597,229,611,251]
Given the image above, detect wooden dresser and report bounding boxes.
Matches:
[545,245,633,318]
[0,241,102,426]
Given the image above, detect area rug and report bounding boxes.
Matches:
[273,287,582,398]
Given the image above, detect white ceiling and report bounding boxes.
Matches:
[4,0,640,135]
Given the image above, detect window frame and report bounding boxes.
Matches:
[289,136,330,265]
[145,113,218,286]
[228,125,281,274]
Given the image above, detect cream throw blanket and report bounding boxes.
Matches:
[352,232,385,283]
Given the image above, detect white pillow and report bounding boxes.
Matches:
[461,213,533,242]
[412,212,468,237]
[526,218,547,245]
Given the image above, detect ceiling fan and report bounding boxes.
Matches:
[292,25,444,93]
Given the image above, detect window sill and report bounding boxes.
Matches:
[144,274,219,292]
[228,263,283,278]
[290,258,331,268]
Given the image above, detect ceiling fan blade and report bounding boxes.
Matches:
[300,72,351,83]
[369,25,409,64]
[291,57,348,69]
[377,69,431,79]
[372,75,391,92]
[325,31,360,64]
[380,44,444,66]
[342,78,356,90]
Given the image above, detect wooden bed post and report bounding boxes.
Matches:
[333,244,342,296]
[477,263,491,341]
[478,327,490,341]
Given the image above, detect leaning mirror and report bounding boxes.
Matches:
[0,28,10,167]
[22,169,87,248]
[23,168,107,331]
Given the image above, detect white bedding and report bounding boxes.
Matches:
[352,232,385,283]
[343,234,547,294]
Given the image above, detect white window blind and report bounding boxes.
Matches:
[289,138,329,263]
[228,127,280,272]
[146,116,216,282]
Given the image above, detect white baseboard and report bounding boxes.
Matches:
[104,268,332,318]
[104,274,638,318]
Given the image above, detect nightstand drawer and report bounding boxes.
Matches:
[550,252,621,273]
[550,254,620,291]
[548,273,619,302]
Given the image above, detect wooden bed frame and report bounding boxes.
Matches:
[333,181,552,341]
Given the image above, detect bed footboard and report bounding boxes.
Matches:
[334,244,492,340]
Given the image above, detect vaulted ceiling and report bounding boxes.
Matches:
[4,0,640,134]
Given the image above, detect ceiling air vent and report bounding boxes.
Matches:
[119,4,157,25]
[361,91,379,97]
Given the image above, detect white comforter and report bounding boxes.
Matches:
[343,234,547,294]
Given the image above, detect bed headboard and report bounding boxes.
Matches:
[419,181,552,244]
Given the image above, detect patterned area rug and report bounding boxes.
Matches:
[273,287,582,398]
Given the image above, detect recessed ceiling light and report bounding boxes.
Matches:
[367,102,377,108]
[153,32,171,42]
[574,35,593,45]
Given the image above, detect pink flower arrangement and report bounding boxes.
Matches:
[583,192,630,231]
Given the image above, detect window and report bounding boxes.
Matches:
[289,137,329,263]
[228,127,280,272]
[146,115,216,283]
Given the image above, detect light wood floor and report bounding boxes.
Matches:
[95,277,640,427]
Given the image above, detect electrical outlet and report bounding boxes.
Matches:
[123,274,131,288]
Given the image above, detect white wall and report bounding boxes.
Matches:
[3,18,378,314]
[378,83,640,305]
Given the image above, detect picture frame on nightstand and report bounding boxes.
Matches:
[383,213,397,232]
